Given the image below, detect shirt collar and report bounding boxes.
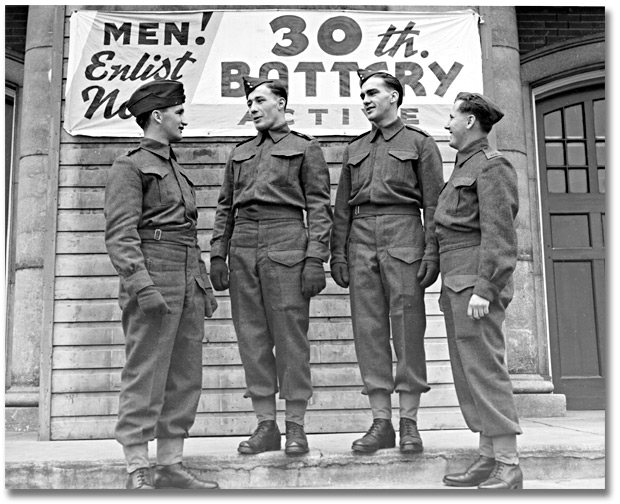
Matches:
[258,122,291,145]
[369,117,405,142]
[139,137,176,161]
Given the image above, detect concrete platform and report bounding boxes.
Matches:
[4,410,605,490]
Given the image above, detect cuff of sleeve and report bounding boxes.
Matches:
[473,278,500,302]
[306,241,330,263]
[210,248,228,262]
[124,269,154,298]
[422,251,439,264]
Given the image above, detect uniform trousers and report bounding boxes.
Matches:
[228,217,313,403]
[439,245,522,438]
[347,214,430,405]
[115,241,205,448]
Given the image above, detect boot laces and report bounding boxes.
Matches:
[287,422,304,437]
[367,419,388,436]
[400,419,417,437]
[136,468,149,486]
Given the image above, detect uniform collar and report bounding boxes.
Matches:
[139,137,177,161]
[455,137,489,167]
[369,117,405,142]
[257,122,291,145]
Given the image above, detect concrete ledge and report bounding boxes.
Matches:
[4,411,605,490]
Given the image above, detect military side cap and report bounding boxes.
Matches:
[126,80,185,117]
[243,76,287,98]
[357,68,392,85]
[456,91,504,125]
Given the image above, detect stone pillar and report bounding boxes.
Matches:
[5,6,60,430]
[481,6,564,416]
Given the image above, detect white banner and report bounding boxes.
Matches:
[64,9,482,137]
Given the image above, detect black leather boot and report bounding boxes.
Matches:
[351,419,396,453]
[399,417,423,453]
[478,461,524,489]
[238,420,281,454]
[126,467,154,489]
[285,421,309,455]
[443,456,496,487]
[153,463,219,489]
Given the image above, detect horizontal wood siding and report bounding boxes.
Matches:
[51,6,461,440]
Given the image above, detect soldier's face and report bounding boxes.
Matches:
[158,104,187,142]
[445,100,471,150]
[247,85,286,131]
[360,77,397,124]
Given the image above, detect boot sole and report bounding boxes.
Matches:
[351,443,396,453]
[238,444,281,454]
[400,444,424,453]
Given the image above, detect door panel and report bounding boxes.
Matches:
[536,84,605,409]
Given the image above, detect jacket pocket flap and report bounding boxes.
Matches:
[267,249,306,267]
[452,177,476,188]
[139,165,168,178]
[271,150,304,158]
[387,247,424,264]
[443,274,478,292]
[347,151,370,166]
[232,151,255,163]
[388,149,418,162]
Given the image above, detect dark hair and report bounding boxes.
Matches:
[135,111,152,130]
[363,72,404,108]
[262,81,288,108]
[455,93,494,133]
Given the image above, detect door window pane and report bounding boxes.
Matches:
[547,169,567,193]
[568,169,588,193]
[596,141,605,167]
[566,142,586,166]
[564,104,584,138]
[598,169,605,193]
[545,142,565,166]
[544,110,563,138]
[593,99,605,138]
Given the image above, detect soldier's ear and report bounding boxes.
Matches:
[151,109,162,124]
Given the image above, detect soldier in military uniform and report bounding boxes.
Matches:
[437,92,523,489]
[105,80,219,490]
[330,70,444,454]
[209,77,333,456]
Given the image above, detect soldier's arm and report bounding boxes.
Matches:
[210,153,236,261]
[417,135,444,264]
[104,157,153,297]
[474,158,519,301]
[300,139,333,262]
[330,147,353,268]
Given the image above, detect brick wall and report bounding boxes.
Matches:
[516,6,605,55]
[5,5,29,57]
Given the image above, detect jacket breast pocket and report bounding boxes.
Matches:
[270,150,304,186]
[347,150,370,192]
[231,151,256,189]
[449,176,477,215]
[385,149,418,187]
[139,165,173,207]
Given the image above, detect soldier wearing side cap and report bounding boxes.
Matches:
[104,80,219,490]
[209,76,333,456]
[330,70,444,454]
[438,92,523,490]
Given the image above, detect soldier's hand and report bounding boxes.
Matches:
[330,263,350,288]
[209,257,230,291]
[136,286,172,316]
[302,258,326,298]
[204,289,218,318]
[468,294,490,319]
[417,260,439,289]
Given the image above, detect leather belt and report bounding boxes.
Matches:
[235,204,303,221]
[352,204,420,218]
[138,228,197,247]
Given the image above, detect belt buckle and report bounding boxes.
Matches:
[154,229,162,241]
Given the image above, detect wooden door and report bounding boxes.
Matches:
[536,84,605,409]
